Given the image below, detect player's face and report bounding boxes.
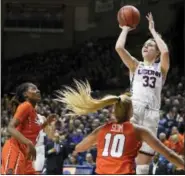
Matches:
[25,84,41,102]
[142,39,159,61]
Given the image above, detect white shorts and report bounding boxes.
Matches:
[33,145,45,172]
[130,101,160,155]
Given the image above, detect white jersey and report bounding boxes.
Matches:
[130,62,165,110]
[35,114,46,147]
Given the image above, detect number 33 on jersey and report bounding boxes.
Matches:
[130,62,164,109]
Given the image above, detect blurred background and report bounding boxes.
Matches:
[1,0,185,175]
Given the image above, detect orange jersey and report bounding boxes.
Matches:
[11,101,42,145]
[1,101,41,174]
[96,122,141,175]
[1,139,38,174]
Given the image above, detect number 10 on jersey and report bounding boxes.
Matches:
[102,133,125,158]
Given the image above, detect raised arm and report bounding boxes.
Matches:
[134,125,184,170]
[115,26,139,73]
[38,114,57,140]
[147,12,170,76]
[75,125,103,153]
[41,114,56,129]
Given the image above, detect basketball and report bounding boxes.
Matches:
[117,5,140,28]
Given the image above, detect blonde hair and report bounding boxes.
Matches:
[55,80,132,122]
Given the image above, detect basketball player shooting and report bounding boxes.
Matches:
[115,11,170,174]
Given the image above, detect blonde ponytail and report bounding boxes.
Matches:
[55,80,119,116]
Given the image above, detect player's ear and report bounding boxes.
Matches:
[23,92,29,99]
[155,49,160,59]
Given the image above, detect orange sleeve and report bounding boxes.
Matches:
[14,102,31,123]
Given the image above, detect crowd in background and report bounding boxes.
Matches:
[2,38,128,95]
[2,38,185,175]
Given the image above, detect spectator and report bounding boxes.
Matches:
[70,129,84,145]
[83,153,95,166]
[149,153,168,175]
[91,119,100,130]
[158,112,167,135]
[71,151,84,165]
[163,108,177,137]
[171,126,184,140]
[45,133,69,174]
[65,155,79,165]
[168,134,184,155]
[74,119,81,128]
[176,110,185,134]
[159,132,170,147]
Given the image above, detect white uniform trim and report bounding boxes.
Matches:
[34,114,46,171]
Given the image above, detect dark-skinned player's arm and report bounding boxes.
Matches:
[134,125,184,170]
[75,125,104,153]
[8,118,32,146]
[7,103,36,160]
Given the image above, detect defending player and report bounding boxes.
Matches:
[33,113,46,173]
[33,113,56,173]
[115,12,170,174]
[1,83,55,175]
[56,80,184,174]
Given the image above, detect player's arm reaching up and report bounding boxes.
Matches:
[75,125,103,153]
[134,125,184,170]
[41,114,57,140]
[115,26,139,73]
[147,12,170,76]
[41,114,56,129]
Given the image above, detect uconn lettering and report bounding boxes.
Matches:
[138,69,161,78]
